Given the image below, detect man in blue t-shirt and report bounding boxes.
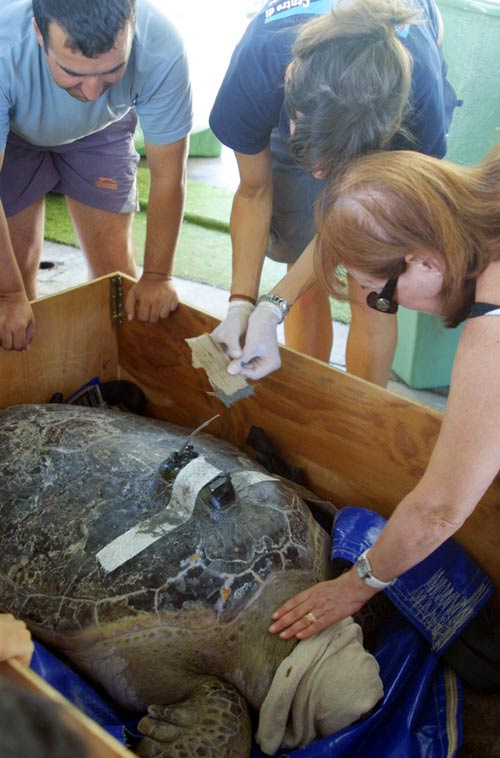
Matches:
[0,0,192,350]
[209,0,459,385]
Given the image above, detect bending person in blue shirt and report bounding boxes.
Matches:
[0,0,192,350]
[210,0,459,385]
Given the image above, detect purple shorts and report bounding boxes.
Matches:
[0,110,140,217]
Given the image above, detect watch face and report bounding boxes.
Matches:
[258,294,290,323]
[356,556,370,579]
[356,553,394,589]
[270,295,289,317]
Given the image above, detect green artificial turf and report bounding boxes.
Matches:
[45,192,78,247]
[44,166,351,323]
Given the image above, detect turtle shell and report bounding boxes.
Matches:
[0,405,329,640]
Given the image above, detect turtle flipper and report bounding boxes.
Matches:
[135,677,252,757]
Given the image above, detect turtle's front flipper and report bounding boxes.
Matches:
[135,677,252,758]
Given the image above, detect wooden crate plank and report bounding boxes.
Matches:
[0,278,119,409]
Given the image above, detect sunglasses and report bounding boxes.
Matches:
[366,276,399,314]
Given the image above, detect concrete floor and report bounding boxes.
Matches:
[39,147,448,413]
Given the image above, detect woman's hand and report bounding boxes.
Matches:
[227,300,282,379]
[268,569,377,641]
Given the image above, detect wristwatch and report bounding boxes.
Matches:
[258,293,291,324]
[355,549,396,590]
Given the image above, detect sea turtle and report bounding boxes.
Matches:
[0,404,381,757]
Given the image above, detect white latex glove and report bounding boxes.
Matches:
[211,300,255,359]
[227,300,282,380]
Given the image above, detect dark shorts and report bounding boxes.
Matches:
[0,110,140,217]
[266,128,325,264]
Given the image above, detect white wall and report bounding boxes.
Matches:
[151,1,253,129]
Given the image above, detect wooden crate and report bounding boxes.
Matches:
[0,273,499,749]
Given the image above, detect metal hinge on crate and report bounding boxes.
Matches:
[110,275,124,324]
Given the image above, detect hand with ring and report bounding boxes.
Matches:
[268,571,377,640]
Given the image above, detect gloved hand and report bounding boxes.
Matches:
[227,300,282,380]
[211,300,255,359]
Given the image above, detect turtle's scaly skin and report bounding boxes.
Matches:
[0,405,332,757]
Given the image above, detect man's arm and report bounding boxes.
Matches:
[0,151,34,350]
[124,137,188,322]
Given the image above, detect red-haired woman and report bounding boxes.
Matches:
[270,147,500,639]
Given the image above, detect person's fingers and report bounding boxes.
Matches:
[135,301,153,323]
[227,358,243,374]
[212,326,241,358]
[271,612,317,640]
[221,329,244,357]
[269,594,334,640]
[227,344,243,359]
[269,589,311,629]
[159,295,179,318]
[0,331,13,351]
[13,324,32,351]
[14,638,35,668]
[147,303,161,323]
[124,289,138,321]
[269,602,327,640]
[25,319,35,348]
[238,363,268,380]
[0,615,34,667]
[238,356,281,380]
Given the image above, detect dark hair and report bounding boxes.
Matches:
[315,146,500,326]
[286,0,417,179]
[0,679,89,758]
[32,0,136,57]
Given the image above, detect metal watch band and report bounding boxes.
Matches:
[355,549,396,590]
[257,293,291,324]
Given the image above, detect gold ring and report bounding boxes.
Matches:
[304,611,316,624]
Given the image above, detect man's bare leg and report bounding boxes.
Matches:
[7,197,46,300]
[66,197,138,278]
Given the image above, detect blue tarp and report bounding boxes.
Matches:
[31,642,129,745]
